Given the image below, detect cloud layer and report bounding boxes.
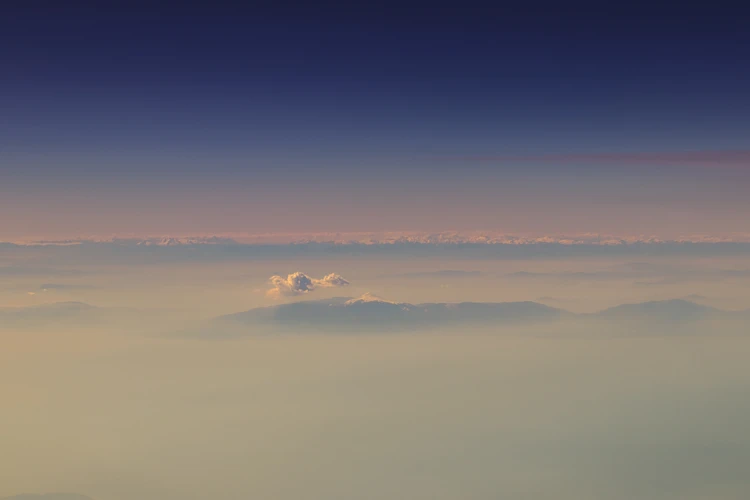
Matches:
[266,272,350,298]
[8,230,750,247]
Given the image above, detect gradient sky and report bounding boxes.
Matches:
[3,4,750,238]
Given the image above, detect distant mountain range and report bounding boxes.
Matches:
[210,295,749,336]
[0,301,100,328]
[592,298,722,322]
[0,302,181,332]
[2,297,747,335]
[220,293,567,331]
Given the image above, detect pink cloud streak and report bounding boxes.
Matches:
[448,150,750,167]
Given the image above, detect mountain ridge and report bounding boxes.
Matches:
[2,297,747,335]
[208,296,749,336]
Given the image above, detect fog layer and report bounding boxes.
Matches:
[2,331,749,500]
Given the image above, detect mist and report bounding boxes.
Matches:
[2,330,750,500]
[2,252,750,499]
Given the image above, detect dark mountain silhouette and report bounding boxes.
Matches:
[215,293,566,333]
[593,299,721,322]
[0,302,182,332]
[0,302,99,327]
[3,297,747,336]
[205,296,750,337]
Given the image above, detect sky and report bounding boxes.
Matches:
[2,3,750,239]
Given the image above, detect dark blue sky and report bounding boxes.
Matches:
[2,3,750,237]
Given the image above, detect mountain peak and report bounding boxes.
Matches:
[344,293,406,306]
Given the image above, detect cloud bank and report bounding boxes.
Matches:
[266,272,350,298]
[8,231,750,247]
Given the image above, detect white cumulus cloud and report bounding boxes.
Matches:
[266,272,350,298]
